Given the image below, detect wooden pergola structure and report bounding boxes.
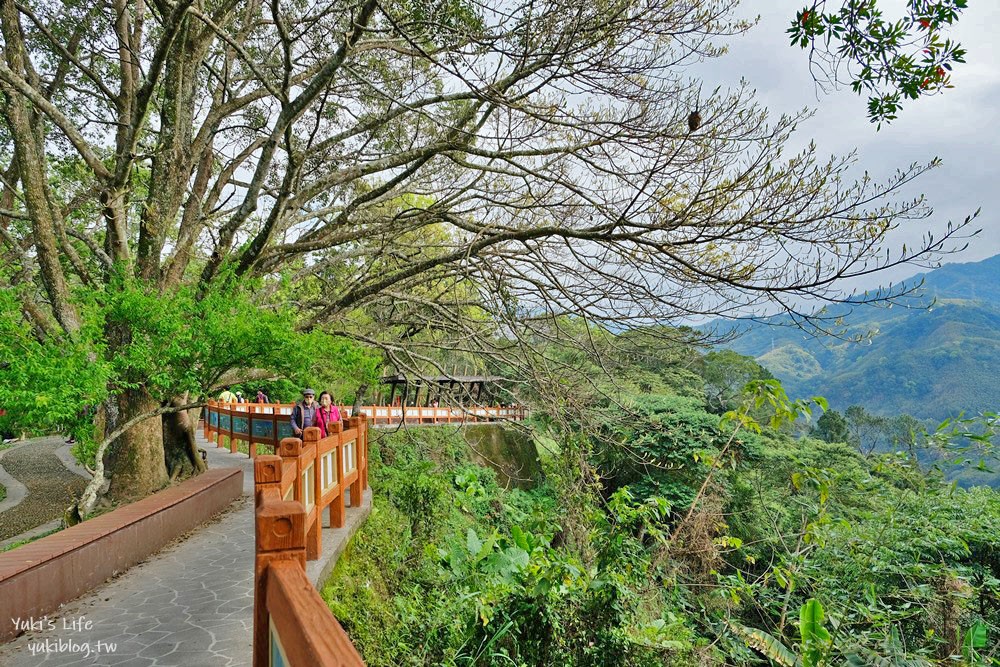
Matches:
[379,374,502,407]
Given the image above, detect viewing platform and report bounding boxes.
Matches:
[204,400,525,459]
[0,398,524,666]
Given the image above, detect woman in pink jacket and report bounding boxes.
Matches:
[315,391,341,438]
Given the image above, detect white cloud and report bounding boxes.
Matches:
[691,0,1000,287]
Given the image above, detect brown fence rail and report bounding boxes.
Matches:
[362,404,527,425]
[223,398,525,664]
[253,420,370,666]
[204,401,296,459]
[204,401,525,457]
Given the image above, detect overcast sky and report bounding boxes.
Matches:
[691,0,999,290]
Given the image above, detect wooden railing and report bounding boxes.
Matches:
[205,401,525,457]
[253,457,365,666]
[218,399,523,664]
[253,419,370,666]
[204,401,296,459]
[363,404,527,425]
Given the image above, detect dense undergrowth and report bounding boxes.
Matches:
[323,427,703,665]
[322,340,1000,665]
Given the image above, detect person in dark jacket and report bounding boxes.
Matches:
[290,388,318,436]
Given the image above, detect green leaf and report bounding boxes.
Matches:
[505,546,530,570]
[799,599,831,667]
[963,620,988,661]
[730,623,800,667]
[466,528,482,556]
[511,525,530,551]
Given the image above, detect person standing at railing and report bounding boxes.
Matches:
[290,388,318,437]
[315,391,341,438]
[219,387,236,402]
[255,389,270,404]
[235,391,246,403]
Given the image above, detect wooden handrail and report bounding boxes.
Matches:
[266,561,364,666]
[254,446,367,666]
[213,398,521,665]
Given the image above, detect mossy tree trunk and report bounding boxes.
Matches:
[163,393,207,481]
[103,386,169,500]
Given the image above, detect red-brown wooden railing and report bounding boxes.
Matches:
[362,404,527,425]
[204,401,297,459]
[205,401,525,457]
[215,399,525,665]
[253,444,366,667]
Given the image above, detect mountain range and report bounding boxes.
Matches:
[716,254,1000,421]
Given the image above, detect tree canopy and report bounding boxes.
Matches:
[0,0,975,505]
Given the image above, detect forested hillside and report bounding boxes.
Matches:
[324,331,1000,665]
[719,254,1000,420]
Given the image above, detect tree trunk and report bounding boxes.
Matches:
[352,383,368,417]
[103,386,169,500]
[163,393,206,480]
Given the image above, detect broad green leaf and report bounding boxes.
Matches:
[466,528,482,556]
[511,525,530,551]
[730,623,800,667]
[799,599,831,667]
[963,620,988,661]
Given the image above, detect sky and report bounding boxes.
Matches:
[691,0,1000,290]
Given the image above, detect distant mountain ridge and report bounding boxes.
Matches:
[718,254,1000,420]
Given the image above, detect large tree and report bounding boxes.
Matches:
[0,0,973,510]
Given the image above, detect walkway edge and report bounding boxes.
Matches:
[53,444,92,480]
[0,467,243,642]
[0,440,33,515]
[305,489,373,590]
[0,519,61,552]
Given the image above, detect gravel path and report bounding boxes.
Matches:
[0,437,88,542]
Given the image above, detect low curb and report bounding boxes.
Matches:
[0,440,35,515]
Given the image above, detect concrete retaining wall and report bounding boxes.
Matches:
[463,424,543,489]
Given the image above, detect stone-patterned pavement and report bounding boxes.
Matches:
[0,433,369,666]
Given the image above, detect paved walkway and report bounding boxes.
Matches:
[0,433,371,666]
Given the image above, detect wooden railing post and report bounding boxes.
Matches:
[329,419,345,529]
[302,427,321,560]
[348,416,364,508]
[253,455,306,667]
[359,418,369,491]
[254,455,282,504]
[279,436,302,500]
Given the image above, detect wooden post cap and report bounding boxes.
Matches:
[256,500,306,551]
[303,426,321,442]
[254,456,283,484]
[279,437,302,457]
[330,420,343,433]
